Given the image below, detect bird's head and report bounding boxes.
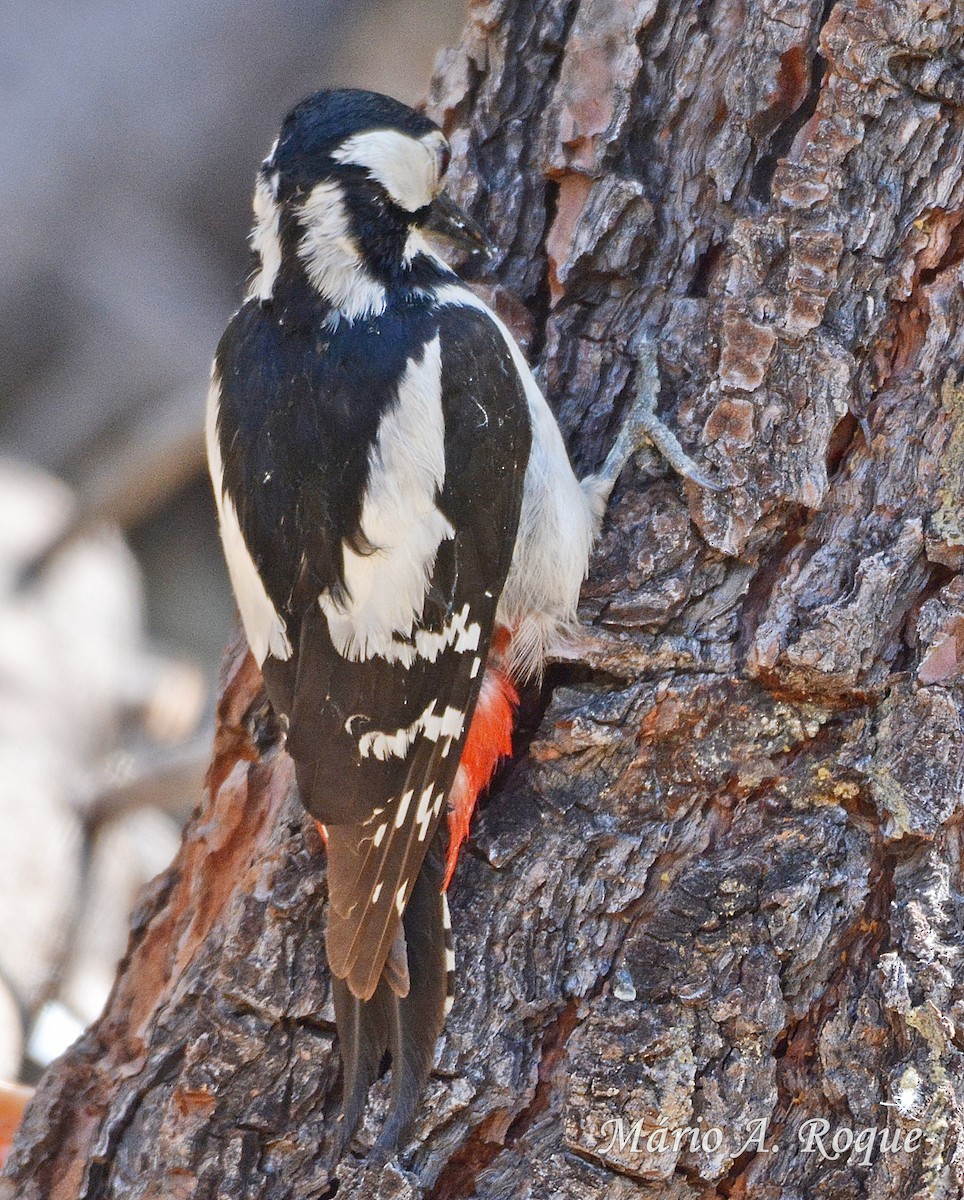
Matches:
[248,89,491,315]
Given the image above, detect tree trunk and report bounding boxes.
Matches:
[6,0,964,1196]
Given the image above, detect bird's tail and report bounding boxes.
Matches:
[330,846,451,1163]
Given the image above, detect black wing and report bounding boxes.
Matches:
[215,295,444,615]
[252,303,531,999]
[214,294,529,1153]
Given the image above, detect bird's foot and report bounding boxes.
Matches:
[597,338,723,493]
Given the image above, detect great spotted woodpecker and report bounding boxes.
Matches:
[206,88,716,1161]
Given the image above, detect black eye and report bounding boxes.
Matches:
[439,143,451,177]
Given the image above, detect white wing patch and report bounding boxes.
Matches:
[205,374,292,664]
[321,335,456,660]
[333,129,447,213]
[361,602,482,670]
[442,892,455,1015]
[356,699,466,761]
[408,602,480,663]
[394,790,414,828]
[297,180,387,323]
[415,787,435,841]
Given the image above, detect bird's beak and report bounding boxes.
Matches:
[423,191,495,259]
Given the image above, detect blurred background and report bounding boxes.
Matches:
[0,0,466,1087]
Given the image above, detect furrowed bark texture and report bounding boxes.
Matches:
[6,1,964,1196]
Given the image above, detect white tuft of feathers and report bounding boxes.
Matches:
[247,171,283,301]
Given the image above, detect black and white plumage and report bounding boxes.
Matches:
[206,88,688,1161]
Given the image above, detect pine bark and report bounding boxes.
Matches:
[6,0,964,1196]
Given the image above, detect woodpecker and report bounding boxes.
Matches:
[206,88,715,1162]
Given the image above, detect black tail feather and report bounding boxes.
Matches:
[331,844,449,1164]
[371,850,448,1162]
[331,974,393,1158]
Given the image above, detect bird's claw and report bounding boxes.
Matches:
[636,406,726,492]
[599,338,724,493]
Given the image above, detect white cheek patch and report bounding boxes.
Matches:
[297,180,387,322]
[205,375,292,664]
[321,336,456,660]
[332,128,446,212]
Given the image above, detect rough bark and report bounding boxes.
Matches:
[6,0,964,1196]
